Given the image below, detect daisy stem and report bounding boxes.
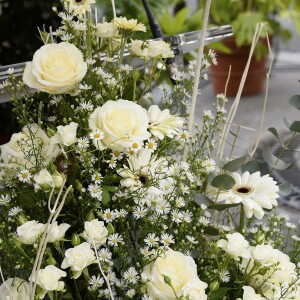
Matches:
[238,204,245,234]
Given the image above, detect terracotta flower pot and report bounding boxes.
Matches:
[209,37,267,97]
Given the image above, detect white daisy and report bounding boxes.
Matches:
[182,210,192,223]
[133,207,147,219]
[207,171,279,219]
[126,289,136,298]
[89,275,104,288]
[115,209,128,218]
[140,247,154,257]
[8,207,22,217]
[186,235,197,244]
[156,200,171,215]
[102,209,116,223]
[98,248,112,262]
[17,169,32,183]
[199,216,211,226]
[91,172,103,184]
[80,101,94,111]
[108,234,123,246]
[171,210,183,223]
[202,158,216,173]
[219,269,230,283]
[90,129,105,141]
[106,157,117,169]
[111,151,123,161]
[144,233,159,247]
[123,267,138,284]
[0,194,11,206]
[88,184,102,200]
[145,139,157,153]
[160,233,174,246]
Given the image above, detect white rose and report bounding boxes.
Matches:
[82,219,108,246]
[217,232,250,260]
[141,248,207,300]
[33,169,54,192]
[47,221,70,243]
[33,265,66,299]
[0,124,60,170]
[148,105,184,140]
[0,278,30,300]
[52,171,65,188]
[23,42,87,94]
[61,242,96,279]
[17,220,45,244]
[95,22,118,38]
[251,245,277,266]
[243,286,266,300]
[89,99,150,151]
[180,278,208,300]
[51,122,78,146]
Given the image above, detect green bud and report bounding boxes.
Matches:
[132,69,139,81]
[163,275,172,285]
[71,233,81,246]
[47,253,56,265]
[86,209,95,221]
[107,223,115,235]
[210,280,219,292]
[255,233,265,244]
[17,215,28,225]
[48,163,57,173]
[74,179,83,191]
[47,127,56,138]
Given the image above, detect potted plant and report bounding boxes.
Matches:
[203,0,300,96]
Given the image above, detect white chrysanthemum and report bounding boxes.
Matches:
[117,148,167,188]
[208,171,279,219]
[113,17,146,32]
[148,105,184,140]
[65,0,95,15]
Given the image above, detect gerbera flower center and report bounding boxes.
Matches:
[233,185,254,196]
[138,174,149,185]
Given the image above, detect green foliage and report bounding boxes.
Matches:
[211,174,236,190]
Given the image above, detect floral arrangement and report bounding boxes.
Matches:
[0,0,300,299]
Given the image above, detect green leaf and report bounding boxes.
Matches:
[208,287,230,300]
[193,193,214,207]
[223,156,247,172]
[284,117,291,129]
[268,127,284,146]
[289,95,300,110]
[262,147,294,170]
[242,160,263,174]
[211,174,235,190]
[290,121,300,133]
[203,226,219,236]
[208,203,241,211]
[101,186,117,206]
[278,182,292,196]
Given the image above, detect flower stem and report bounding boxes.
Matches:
[239,204,245,233]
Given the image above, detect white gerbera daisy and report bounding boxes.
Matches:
[208,171,279,219]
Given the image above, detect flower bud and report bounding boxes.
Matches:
[107,223,115,235]
[163,275,172,285]
[17,215,28,225]
[209,280,219,292]
[86,210,95,221]
[71,233,81,246]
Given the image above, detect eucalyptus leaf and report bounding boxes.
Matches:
[242,160,263,174]
[284,117,291,129]
[262,147,294,170]
[208,203,241,211]
[194,193,214,207]
[289,95,300,110]
[209,287,230,300]
[211,174,235,190]
[223,156,247,172]
[268,127,284,146]
[278,182,292,196]
[290,121,300,133]
[203,226,220,236]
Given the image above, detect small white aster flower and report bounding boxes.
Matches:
[145,139,157,153]
[171,71,187,82]
[186,235,197,244]
[61,33,75,41]
[171,209,183,223]
[115,209,128,218]
[123,267,138,284]
[86,58,96,65]
[286,222,296,229]
[80,101,94,111]
[203,110,214,119]
[208,49,218,65]
[111,151,123,161]
[98,248,112,262]
[89,275,104,288]
[90,129,105,141]
[7,68,14,74]
[102,209,116,223]
[140,247,154,257]
[108,233,123,246]
[219,269,230,282]
[130,140,143,153]
[249,227,258,233]
[126,288,136,298]
[143,92,153,102]
[106,157,117,169]
[79,83,92,90]
[92,172,103,184]
[156,200,171,215]
[182,210,192,223]
[133,206,147,219]
[199,216,211,226]
[88,184,102,199]
[175,197,185,208]
[202,158,216,173]
[291,235,300,241]
[160,233,174,246]
[144,233,159,247]
[17,169,32,183]
[106,270,116,283]
[8,207,22,217]
[0,194,11,206]
[120,64,133,73]
[142,295,155,300]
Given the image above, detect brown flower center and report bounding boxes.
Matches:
[138,174,148,185]
[233,185,254,196]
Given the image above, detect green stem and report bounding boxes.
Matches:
[228,125,240,161]
[239,204,245,234]
[74,280,82,300]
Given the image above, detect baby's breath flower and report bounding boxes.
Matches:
[80,101,94,111]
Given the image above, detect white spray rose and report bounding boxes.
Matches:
[33,265,66,299]
[47,221,70,243]
[89,99,150,151]
[23,42,87,94]
[51,122,78,146]
[0,124,60,170]
[180,278,208,300]
[217,232,251,260]
[0,278,30,300]
[61,242,96,279]
[141,248,207,300]
[33,169,54,192]
[17,220,45,244]
[242,286,266,300]
[148,105,184,140]
[81,219,108,246]
[95,22,118,38]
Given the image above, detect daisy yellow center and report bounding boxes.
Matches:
[233,185,254,196]
[22,173,29,178]
[148,142,154,149]
[94,133,100,139]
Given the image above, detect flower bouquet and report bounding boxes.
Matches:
[0,0,300,299]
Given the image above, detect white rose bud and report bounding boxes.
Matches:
[47,221,70,243]
[23,42,87,94]
[51,122,78,146]
[180,278,208,300]
[52,171,65,188]
[0,278,30,300]
[33,168,54,192]
[32,265,66,299]
[81,219,108,246]
[61,242,96,279]
[17,220,45,244]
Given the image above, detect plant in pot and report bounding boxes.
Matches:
[200,0,300,96]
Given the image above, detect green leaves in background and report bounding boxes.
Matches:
[262,146,293,170]
[211,174,235,190]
